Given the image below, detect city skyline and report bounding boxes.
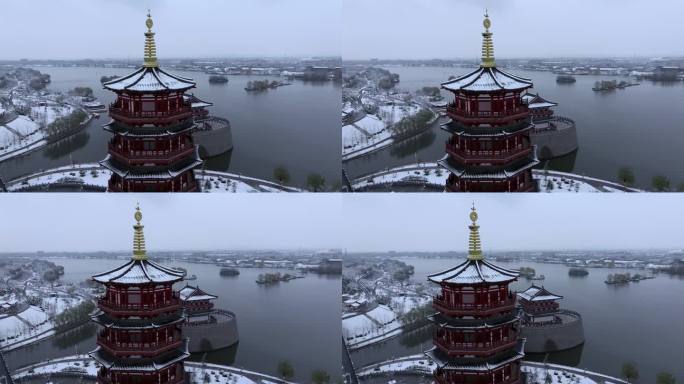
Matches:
[343,0,684,60]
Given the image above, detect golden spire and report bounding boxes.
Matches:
[143,10,159,68]
[132,204,148,261]
[480,10,496,68]
[467,204,484,260]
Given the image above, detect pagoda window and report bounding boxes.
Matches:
[142,101,155,112]
[143,141,156,151]
[462,293,475,304]
[128,288,141,304]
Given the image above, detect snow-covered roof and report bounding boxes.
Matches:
[92,310,185,329]
[517,285,563,302]
[428,258,519,284]
[89,338,190,371]
[183,93,213,109]
[103,66,195,92]
[442,67,532,93]
[425,339,525,371]
[178,285,217,302]
[92,259,185,285]
[522,92,557,109]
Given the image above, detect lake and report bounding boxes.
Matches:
[350,257,684,383]
[2,257,341,382]
[0,66,341,190]
[344,65,684,190]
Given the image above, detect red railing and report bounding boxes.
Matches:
[446,144,532,165]
[98,370,185,384]
[433,296,516,316]
[109,107,192,125]
[433,334,518,356]
[446,105,529,125]
[435,372,521,384]
[98,335,183,357]
[108,145,194,166]
[97,297,181,316]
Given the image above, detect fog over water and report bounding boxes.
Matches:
[343,0,684,59]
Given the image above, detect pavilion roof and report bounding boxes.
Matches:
[89,339,189,372]
[428,207,519,285]
[522,92,557,109]
[424,339,525,371]
[179,285,218,302]
[442,66,533,93]
[517,284,563,302]
[103,66,195,92]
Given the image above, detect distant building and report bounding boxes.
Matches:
[178,285,239,352]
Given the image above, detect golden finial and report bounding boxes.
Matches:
[467,205,483,260]
[480,10,496,68]
[132,204,148,261]
[143,10,159,68]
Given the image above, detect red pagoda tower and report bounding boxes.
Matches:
[439,12,538,192]
[100,12,203,192]
[426,206,524,384]
[90,206,189,384]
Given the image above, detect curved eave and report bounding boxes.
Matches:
[429,313,519,329]
[103,66,195,93]
[103,120,197,137]
[92,259,185,285]
[425,339,525,371]
[428,259,519,285]
[89,338,190,372]
[438,151,539,180]
[91,310,186,330]
[442,66,533,93]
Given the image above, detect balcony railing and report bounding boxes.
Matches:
[433,335,519,356]
[98,370,185,384]
[98,334,183,357]
[98,297,181,316]
[446,105,529,125]
[446,144,532,165]
[109,106,192,125]
[433,296,516,316]
[435,372,521,384]
[108,145,195,166]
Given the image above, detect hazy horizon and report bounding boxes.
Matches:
[0,0,340,60]
[343,0,684,60]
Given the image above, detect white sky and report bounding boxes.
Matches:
[0,194,342,252]
[343,0,684,60]
[0,0,341,60]
[341,194,684,252]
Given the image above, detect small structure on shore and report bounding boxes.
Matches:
[523,92,578,160]
[517,284,584,353]
[178,284,239,352]
[184,93,233,157]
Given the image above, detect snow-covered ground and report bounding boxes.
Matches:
[343,304,403,349]
[11,355,297,384]
[351,162,640,193]
[6,164,303,193]
[356,355,628,384]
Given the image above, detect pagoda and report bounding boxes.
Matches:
[89,206,189,384]
[426,206,524,384]
[439,12,539,192]
[100,12,203,192]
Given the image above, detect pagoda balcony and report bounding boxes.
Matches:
[446,105,529,125]
[109,106,193,125]
[433,335,519,357]
[98,335,183,357]
[97,370,185,384]
[435,373,521,384]
[446,144,532,165]
[97,297,182,316]
[108,145,195,167]
[433,297,516,317]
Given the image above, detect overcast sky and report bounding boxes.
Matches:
[343,0,684,60]
[342,194,684,252]
[0,0,340,60]
[0,194,342,253]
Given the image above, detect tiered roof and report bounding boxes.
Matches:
[92,206,185,285]
[517,285,563,302]
[178,285,217,302]
[102,12,195,93]
[522,93,557,109]
[425,339,525,371]
[184,94,213,109]
[428,207,519,285]
[90,339,190,372]
[441,12,532,93]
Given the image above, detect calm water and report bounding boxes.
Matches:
[350,257,684,383]
[345,65,684,190]
[3,258,341,382]
[0,66,341,189]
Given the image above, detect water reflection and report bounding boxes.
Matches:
[525,343,585,367]
[536,151,578,173]
[189,343,239,367]
[44,131,91,160]
[389,129,437,159]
